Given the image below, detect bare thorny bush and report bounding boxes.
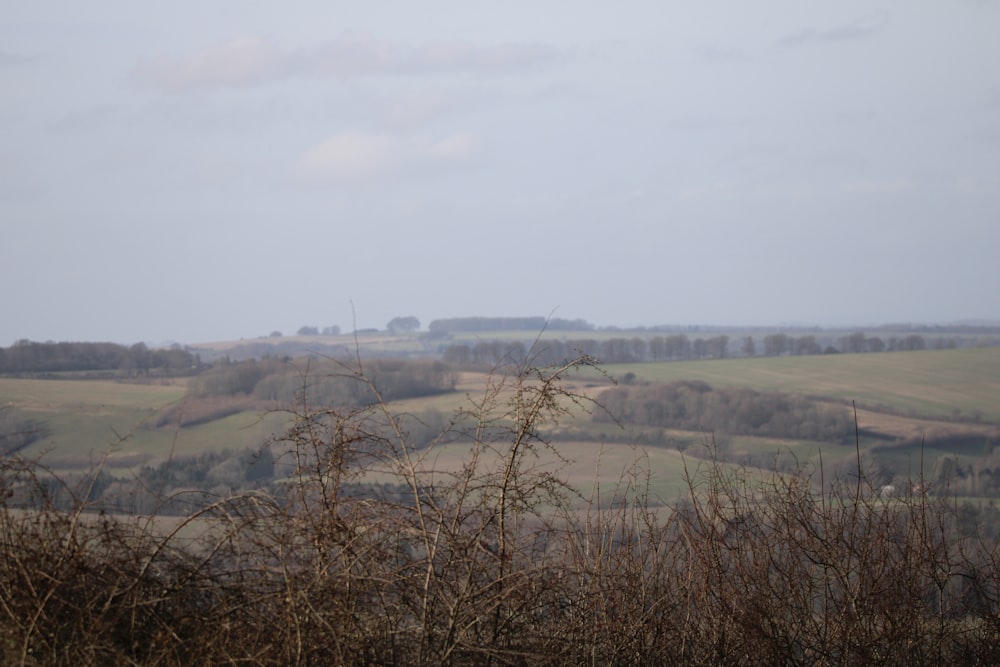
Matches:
[3,353,1000,665]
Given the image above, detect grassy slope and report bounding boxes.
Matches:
[374,439,699,504]
[0,378,280,473]
[583,348,1000,483]
[600,348,1000,423]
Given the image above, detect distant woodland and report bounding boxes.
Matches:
[0,340,199,376]
[154,357,454,431]
[442,331,950,367]
[427,316,595,333]
[595,380,855,444]
[2,319,999,373]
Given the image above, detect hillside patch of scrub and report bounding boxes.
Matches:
[156,357,457,429]
[595,380,855,443]
[0,406,50,455]
[190,357,455,405]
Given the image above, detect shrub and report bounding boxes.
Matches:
[597,381,855,443]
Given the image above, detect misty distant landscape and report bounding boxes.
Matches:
[4,1,1000,664]
[4,316,1000,662]
[5,316,1000,481]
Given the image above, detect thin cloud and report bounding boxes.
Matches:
[799,152,869,172]
[956,176,1000,195]
[132,37,285,92]
[694,45,752,64]
[409,41,555,72]
[47,105,121,134]
[298,131,402,182]
[0,49,36,66]
[777,12,890,48]
[986,85,1000,109]
[677,182,741,200]
[425,132,481,161]
[377,89,453,132]
[295,130,482,185]
[667,114,726,133]
[133,34,557,93]
[845,178,911,194]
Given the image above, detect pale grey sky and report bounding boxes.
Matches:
[2,2,998,345]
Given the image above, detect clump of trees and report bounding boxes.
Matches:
[920,444,1000,497]
[429,316,594,333]
[5,357,1000,664]
[442,334,733,367]
[438,331,954,367]
[156,357,456,430]
[0,406,50,455]
[596,380,855,443]
[836,332,931,354]
[296,325,341,336]
[188,357,457,405]
[0,340,198,376]
[386,316,420,333]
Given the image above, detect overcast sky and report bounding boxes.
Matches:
[3,2,999,345]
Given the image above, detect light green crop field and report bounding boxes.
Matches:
[361,439,702,504]
[1,377,282,473]
[0,378,186,459]
[0,377,187,411]
[599,348,1000,423]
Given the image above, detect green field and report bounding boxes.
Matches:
[363,439,701,505]
[0,377,280,473]
[599,347,1000,423]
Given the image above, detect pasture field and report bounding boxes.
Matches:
[360,438,701,505]
[0,377,281,473]
[599,347,1000,423]
[0,377,187,411]
[392,349,1000,475]
[0,378,187,462]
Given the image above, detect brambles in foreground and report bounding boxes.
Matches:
[3,357,1000,665]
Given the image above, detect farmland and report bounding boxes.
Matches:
[2,346,997,500]
[0,376,277,474]
[4,341,1000,663]
[598,347,1000,422]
